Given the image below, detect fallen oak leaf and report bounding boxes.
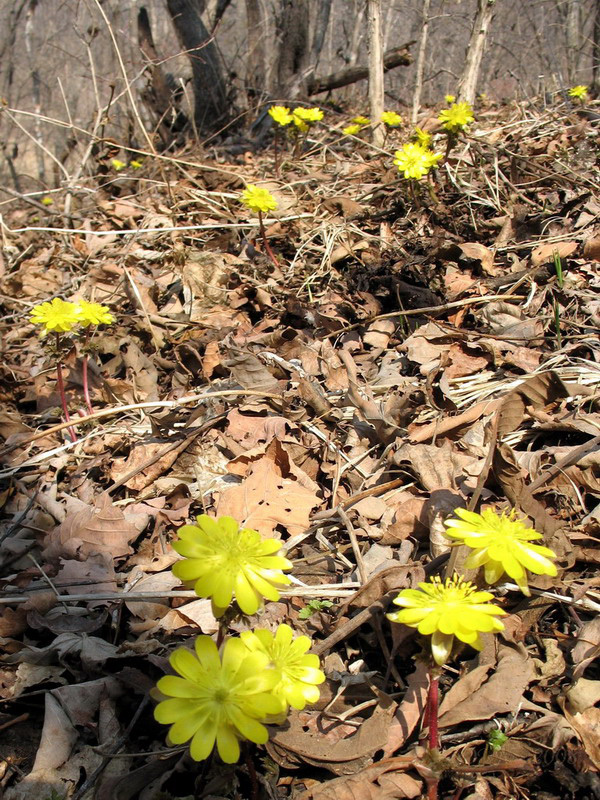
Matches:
[42,492,149,562]
[295,755,422,800]
[267,695,397,775]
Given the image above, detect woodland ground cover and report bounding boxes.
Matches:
[0,96,599,800]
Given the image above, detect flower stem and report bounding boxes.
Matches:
[56,362,77,443]
[424,667,440,800]
[258,210,279,268]
[243,743,260,800]
[82,355,94,415]
[428,670,440,750]
[273,129,280,175]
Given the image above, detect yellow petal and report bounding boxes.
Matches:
[170,647,205,681]
[190,716,218,760]
[194,635,221,673]
[430,631,454,666]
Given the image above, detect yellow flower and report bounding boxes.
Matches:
[268,105,293,126]
[568,85,588,101]
[240,624,325,711]
[444,508,558,596]
[387,575,505,666]
[75,300,115,328]
[129,160,143,169]
[381,111,402,127]
[240,184,278,215]
[111,158,126,171]
[413,127,432,148]
[171,515,292,617]
[351,115,370,126]
[293,106,324,123]
[438,101,474,132]
[41,196,54,206]
[444,94,456,104]
[30,298,79,333]
[292,106,324,132]
[393,142,442,180]
[343,123,364,136]
[154,635,282,763]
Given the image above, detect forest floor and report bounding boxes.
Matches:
[1,97,600,800]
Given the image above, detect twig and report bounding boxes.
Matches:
[322,293,525,339]
[0,585,360,605]
[0,389,285,457]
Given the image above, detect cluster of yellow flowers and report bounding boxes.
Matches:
[111,158,143,171]
[240,184,278,215]
[343,115,371,136]
[388,508,558,666]
[342,111,402,136]
[568,84,588,101]
[156,515,325,763]
[268,104,324,132]
[30,298,114,334]
[438,100,474,133]
[393,141,442,180]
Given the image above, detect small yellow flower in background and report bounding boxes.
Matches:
[351,115,370,126]
[269,105,293,126]
[30,298,80,333]
[41,196,53,206]
[343,123,363,136]
[292,106,324,132]
[171,515,292,617]
[444,94,456,104]
[154,635,282,763]
[413,127,432,148]
[129,160,143,169]
[111,158,126,171]
[293,106,324,123]
[393,142,442,180]
[240,624,325,711]
[387,575,506,666]
[438,101,474,132]
[568,85,588,101]
[75,300,115,328]
[444,508,558,596]
[241,184,278,215]
[381,111,402,127]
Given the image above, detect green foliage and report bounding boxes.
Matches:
[487,728,508,752]
[298,599,334,619]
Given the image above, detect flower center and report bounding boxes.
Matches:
[214,686,229,703]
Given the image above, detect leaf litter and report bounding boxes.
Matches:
[1,99,600,800]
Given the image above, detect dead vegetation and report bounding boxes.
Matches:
[1,97,600,800]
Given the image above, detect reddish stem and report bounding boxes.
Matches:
[258,211,279,268]
[82,355,94,415]
[424,667,441,800]
[428,671,440,750]
[56,362,77,442]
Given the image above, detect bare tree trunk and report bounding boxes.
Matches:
[167,0,228,136]
[138,7,188,145]
[310,0,333,73]
[566,0,582,82]
[457,0,497,105]
[24,0,45,183]
[367,0,384,146]
[245,0,268,98]
[204,0,233,32]
[411,0,431,124]
[347,0,366,68]
[307,43,413,95]
[273,0,311,97]
[593,0,600,89]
